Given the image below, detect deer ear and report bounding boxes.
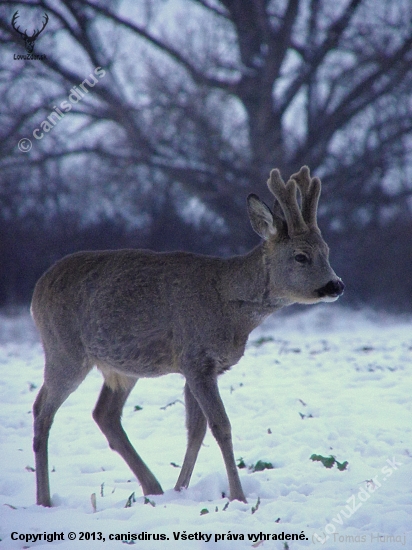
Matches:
[247,194,277,240]
[272,199,289,235]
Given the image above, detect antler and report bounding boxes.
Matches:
[11,11,48,40]
[11,11,26,37]
[267,169,307,236]
[290,166,321,230]
[31,13,49,40]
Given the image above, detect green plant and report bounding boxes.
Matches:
[253,336,275,347]
[251,496,261,514]
[252,460,274,472]
[310,454,348,471]
[237,458,274,472]
[124,492,136,508]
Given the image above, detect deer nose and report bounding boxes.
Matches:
[316,279,345,298]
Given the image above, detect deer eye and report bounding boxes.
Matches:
[294,253,309,264]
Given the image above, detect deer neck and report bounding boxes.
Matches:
[223,243,289,319]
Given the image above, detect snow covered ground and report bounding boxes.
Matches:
[0,305,411,549]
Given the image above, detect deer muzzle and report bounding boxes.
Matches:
[316,279,345,302]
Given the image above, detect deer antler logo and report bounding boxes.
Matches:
[11,11,49,54]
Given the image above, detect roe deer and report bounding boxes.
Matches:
[31,166,344,506]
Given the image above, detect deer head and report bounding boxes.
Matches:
[247,166,344,305]
[12,11,49,54]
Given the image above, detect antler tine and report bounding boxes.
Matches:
[31,13,49,39]
[267,168,307,236]
[291,166,321,230]
[11,11,25,37]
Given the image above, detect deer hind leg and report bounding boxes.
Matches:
[33,354,92,507]
[174,382,207,492]
[92,375,163,497]
[182,363,247,502]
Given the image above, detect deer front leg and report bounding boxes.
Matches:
[175,382,207,491]
[182,363,247,503]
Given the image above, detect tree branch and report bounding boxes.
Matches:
[81,0,236,92]
[279,0,363,116]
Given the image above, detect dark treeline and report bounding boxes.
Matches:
[2,211,411,310]
[0,0,411,310]
[0,207,226,306]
